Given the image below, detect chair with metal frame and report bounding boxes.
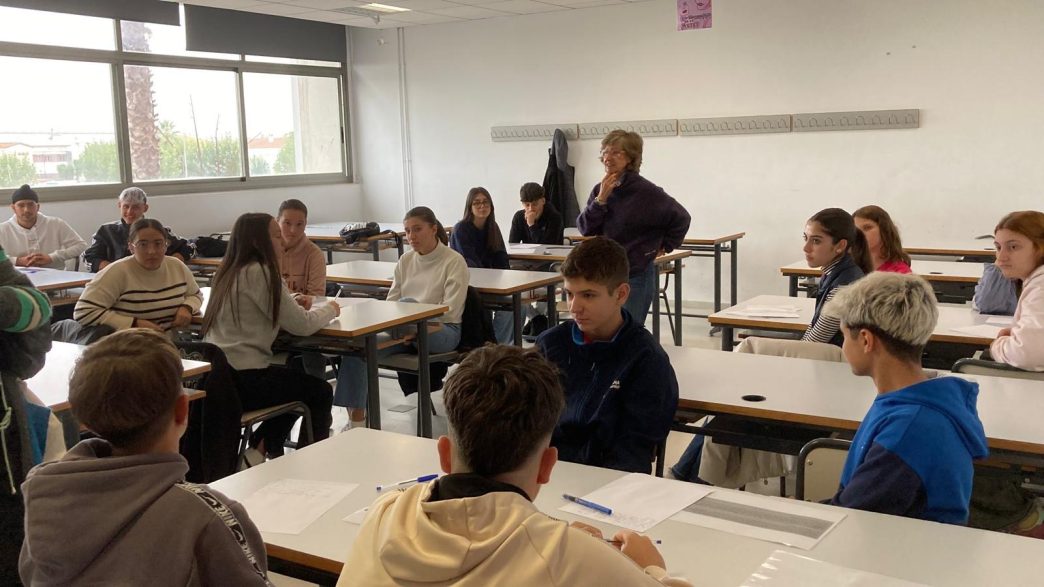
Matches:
[237,402,313,470]
[953,358,1044,381]
[795,438,852,502]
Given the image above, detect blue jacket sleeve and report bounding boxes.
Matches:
[576,186,607,237]
[973,263,1018,315]
[828,442,927,518]
[449,223,482,269]
[603,349,680,473]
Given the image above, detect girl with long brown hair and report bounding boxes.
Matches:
[449,187,513,343]
[853,205,912,273]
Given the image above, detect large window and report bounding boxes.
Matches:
[0,56,119,187]
[244,73,342,177]
[0,6,348,196]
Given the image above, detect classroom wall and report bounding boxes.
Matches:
[39,183,362,248]
[349,0,1044,303]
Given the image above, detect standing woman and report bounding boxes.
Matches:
[335,207,469,428]
[989,210,1044,371]
[74,218,201,333]
[801,208,871,346]
[577,130,691,327]
[449,187,513,343]
[202,213,339,459]
[853,205,912,273]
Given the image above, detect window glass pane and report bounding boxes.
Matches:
[245,55,342,68]
[243,73,343,177]
[0,6,115,50]
[120,7,236,60]
[0,57,118,189]
[124,66,242,181]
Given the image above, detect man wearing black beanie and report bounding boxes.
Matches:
[0,184,86,270]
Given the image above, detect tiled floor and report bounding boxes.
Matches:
[271,305,784,586]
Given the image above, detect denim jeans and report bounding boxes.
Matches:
[624,262,658,327]
[333,322,462,409]
[671,434,706,482]
[492,310,514,344]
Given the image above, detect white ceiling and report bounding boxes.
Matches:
[180,0,652,29]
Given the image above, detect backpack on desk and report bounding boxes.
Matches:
[340,222,382,245]
[192,234,228,258]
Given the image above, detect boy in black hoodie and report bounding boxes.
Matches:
[536,237,678,474]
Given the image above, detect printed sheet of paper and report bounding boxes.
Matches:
[672,490,845,550]
[950,324,1003,338]
[343,506,369,525]
[723,306,802,318]
[985,316,1014,326]
[741,550,927,587]
[558,473,713,532]
[242,479,358,535]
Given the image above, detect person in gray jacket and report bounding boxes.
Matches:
[19,329,271,586]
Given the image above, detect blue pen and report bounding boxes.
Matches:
[562,493,613,515]
[376,474,438,492]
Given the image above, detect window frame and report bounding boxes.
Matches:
[0,17,351,203]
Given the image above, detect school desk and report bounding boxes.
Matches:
[708,295,998,352]
[507,244,691,346]
[325,260,561,346]
[20,266,94,306]
[779,260,984,297]
[209,428,1044,587]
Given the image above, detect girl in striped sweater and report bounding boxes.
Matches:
[74,219,201,332]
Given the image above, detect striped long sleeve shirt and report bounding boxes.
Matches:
[0,247,52,333]
[74,256,202,330]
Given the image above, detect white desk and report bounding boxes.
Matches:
[664,346,1044,457]
[20,266,95,306]
[25,342,210,412]
[708,295,997,351]
[780,260,984,296]
[507,244,691,346]
[210,428,1044,586]
[198,289,448,437]
[306,221,405,262]
[906,240,997,258]
[325,261,562,345]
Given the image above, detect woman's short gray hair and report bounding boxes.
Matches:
[825,272,938,347]
[118,187,147,205]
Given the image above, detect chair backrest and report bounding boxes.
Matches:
[953,358,1044,381]
[457,286,496,351]
[735,336,845,362]
[795,438,852,502]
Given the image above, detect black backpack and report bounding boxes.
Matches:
[193,234,228,258]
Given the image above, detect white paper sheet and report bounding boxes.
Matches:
[508,244,540,251]
[741,550,927,587]
[671,490,845,550]
[343,506,369,525]
[722,306,802,318]
[950,324,1003,338]
[242,479,358,535]
[985,316,1014,326]
[558,473,713,532]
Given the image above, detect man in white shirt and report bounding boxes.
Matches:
[0,185,86,270]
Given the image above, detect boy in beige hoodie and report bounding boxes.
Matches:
[340,344,691,586]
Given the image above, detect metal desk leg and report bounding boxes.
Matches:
[546,284,558,327]
[730,239,739,307]
[396,238,404,257]
[673,258,683,346]
[789,275,799,297]
[364,336,382,430]
[721,326,735,352]
[326,247,333,264]
[512,292,523,346]
[370,240,380,261]
[652,270,662,341]
[416,321,432,438]
[713,243,723,312]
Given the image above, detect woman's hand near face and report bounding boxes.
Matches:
[597,172,620,204]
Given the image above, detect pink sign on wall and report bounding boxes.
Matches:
[677,0,712,31]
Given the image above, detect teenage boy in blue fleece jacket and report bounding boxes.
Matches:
[536,237,678,474]
[824,272,989,524]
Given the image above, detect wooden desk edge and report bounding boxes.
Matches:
[267,544,343,575]
[322,305,450,338]
[907,247,995,257]
[705,316,807,332]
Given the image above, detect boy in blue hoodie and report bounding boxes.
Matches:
[824,272,989,524]
[536,237,678,474]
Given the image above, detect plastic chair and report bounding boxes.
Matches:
[953,358,1044,381]
[795,438,852,502]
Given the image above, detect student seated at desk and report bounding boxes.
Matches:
[852,205,912,274]
[0,184,87,270]
[801,208,871,346]
[972,263,1018,315]
[341,344,691,586]
[824,272,988,524]
[988,210,1044,371]
[335,206,468,428]
[536,237,678,474]
[449,187,513,344]
[509,182,563,336]
[203,213,338,460]
[19,329,271,586]
[73,218,202,333]
[276,198,330,378]
[82,187,192,272]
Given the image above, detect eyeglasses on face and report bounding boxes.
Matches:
[132,240,167,251]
